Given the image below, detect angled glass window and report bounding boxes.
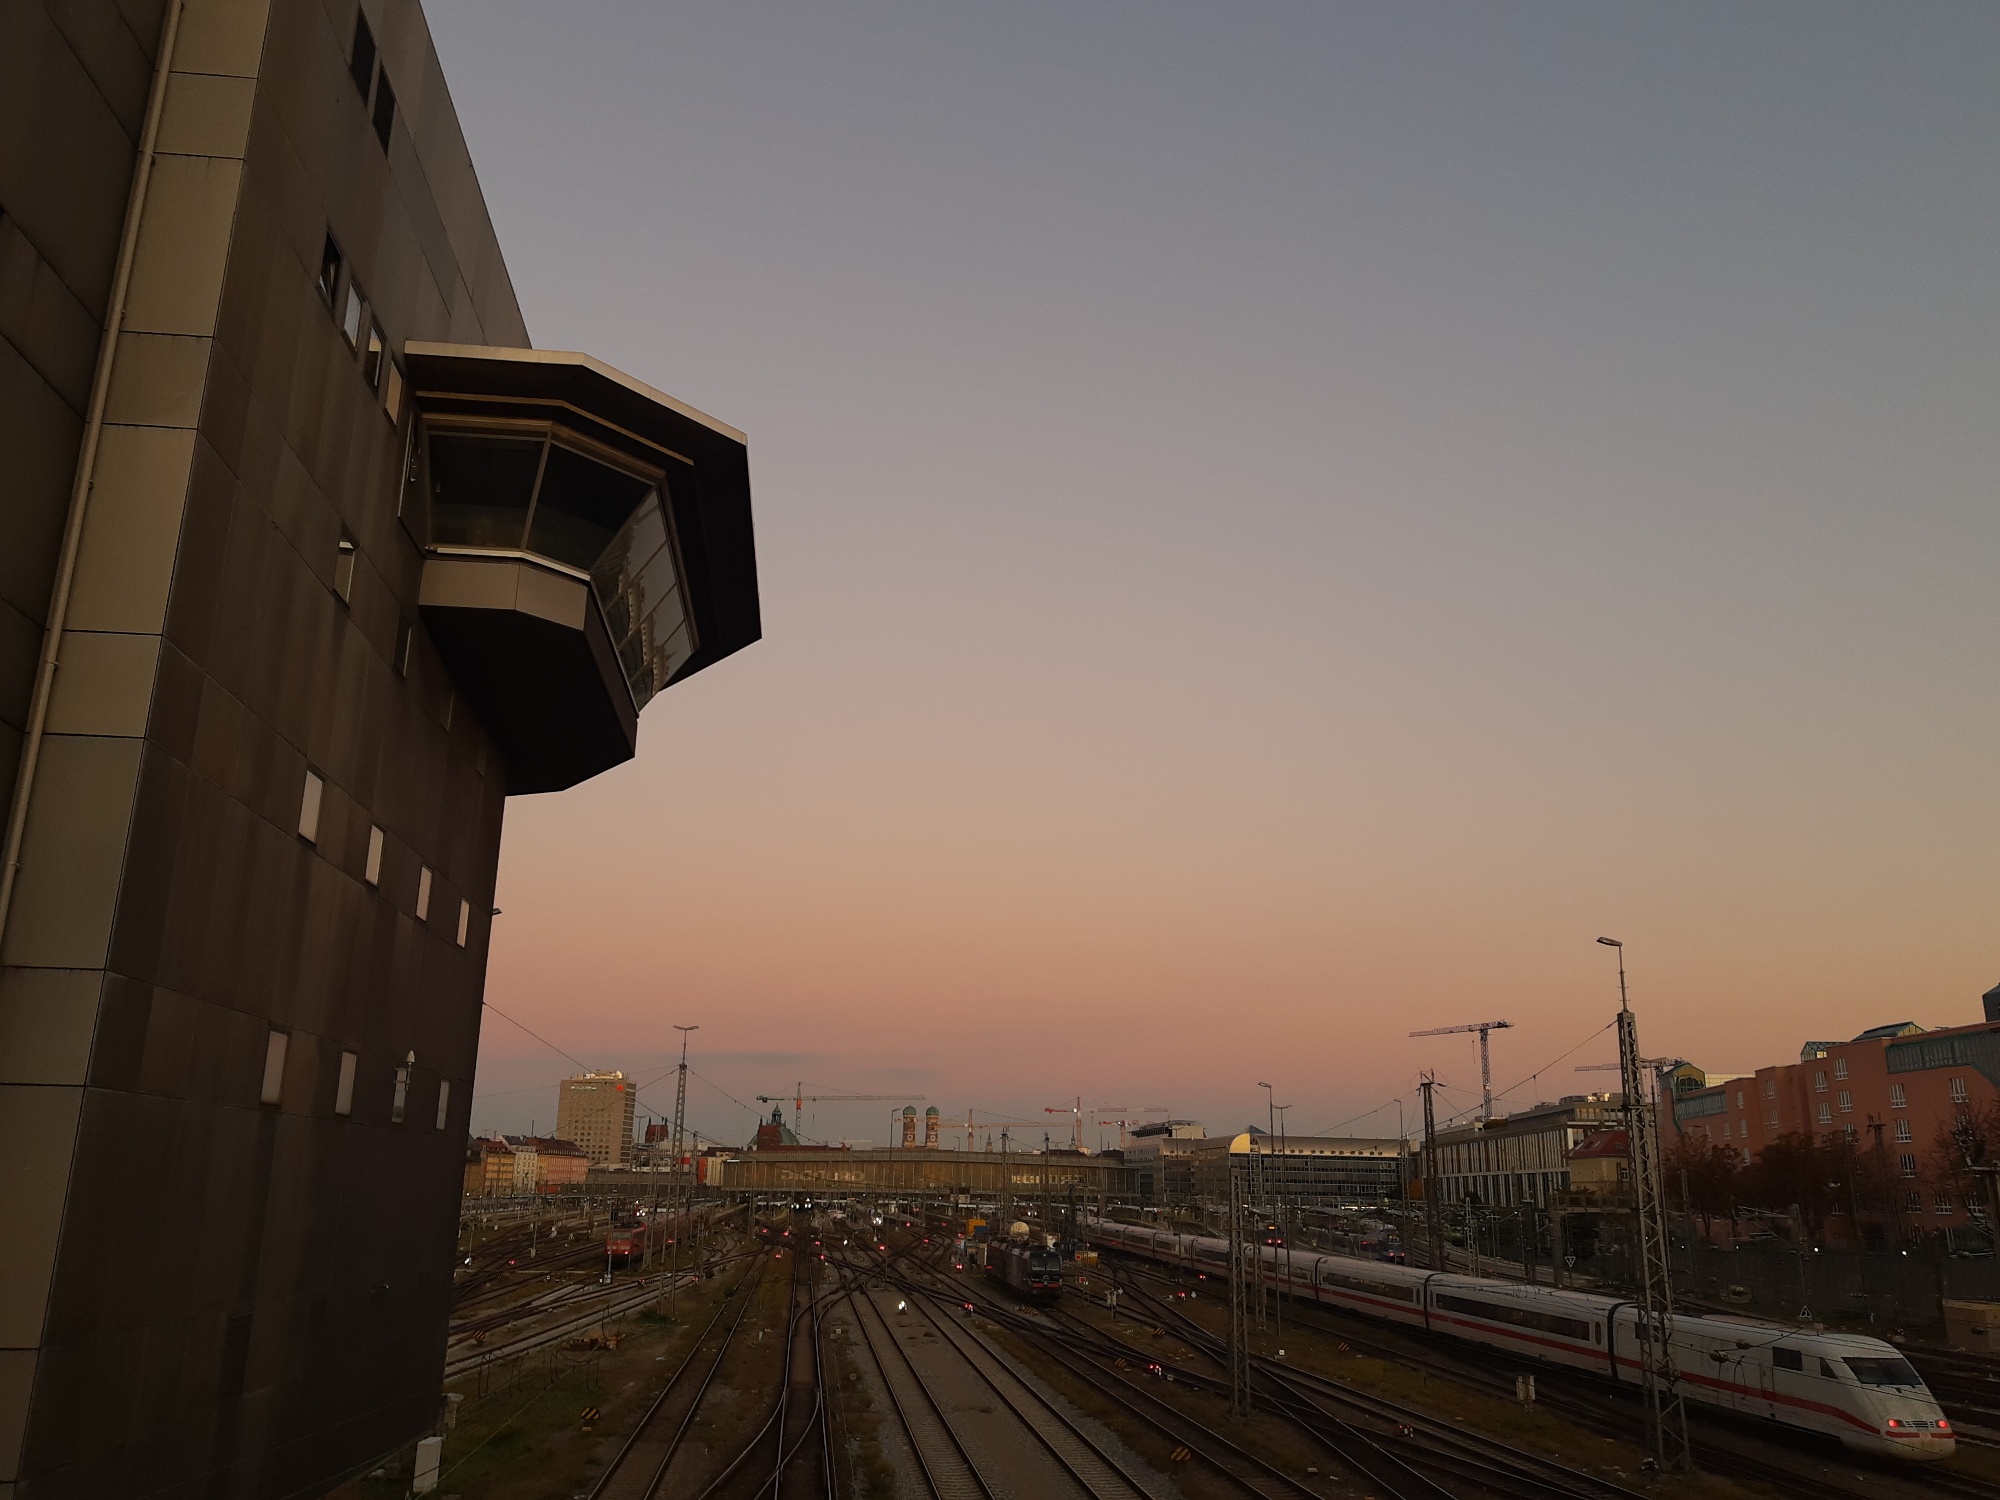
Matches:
[298,770,323,843]
[364,323,385,388]
[365,824,384,886]
[529,442,650,570]
[372,70,396,150]
[427,432,544,549]
[342,282,365,347]
[260,1030,288,1106]
[416,865,432,921]
[349,11,376,96]
[317,234,343,308]
[334,535,357,603]
[436,1079,451,1130]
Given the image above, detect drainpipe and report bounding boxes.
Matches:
[0,1,185,950]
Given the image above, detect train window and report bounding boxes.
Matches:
[1844,1357,1920,1387]
[1435,1293,1590,1342]
[1321,1269,1416,1303]
[1820,1359,1842,1379]
[1772,1347,1802,1371]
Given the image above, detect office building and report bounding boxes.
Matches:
[0,0,759,1493]
[555,1071,636,1168]
[1188,1132,1406,1208]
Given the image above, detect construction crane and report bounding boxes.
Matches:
[1092,1107,1170,1149]
[1410,1020,1514,1121]
[1046,1098,1086,1152]
[954,1112,1058,1152]
[754,1083,923,1136]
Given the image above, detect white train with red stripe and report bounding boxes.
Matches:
[1084,1218,1953,1460]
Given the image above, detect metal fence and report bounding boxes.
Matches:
[1675,1241,1999,1330]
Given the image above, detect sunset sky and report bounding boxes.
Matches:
[430,1,2000,1150]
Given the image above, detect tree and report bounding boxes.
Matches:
[1744,1130,1856,1246]
[1928,1101,2000,1237]
[1665,1136,1743,1241]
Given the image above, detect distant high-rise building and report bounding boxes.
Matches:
[0,0,759,1492]
[557,1071,638,1167]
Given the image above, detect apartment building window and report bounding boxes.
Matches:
[391,1052,413,1123]
[1735,1090,1745,1110]
[365,825,384,886]
[317,234,343,307]
[1833,1058,1848,1081]
[456,898,470,947]
[1950,1077,1969,1103]
[383,357,405,423]
[349,10,376,94]
[335,1051,357,1116]
[1761,1080,1775,1100]
[1906,1188,1923,1213]
[1813,1071,1827,1093]
[1889,1083,1906,1109]
[1765,1109,1778,1129]
[298,770,324,843]
[1899,1154,1917,1177]
[1816,1103,1832,1125]
[416,866,432,921]
[372,70,396,150]
[436,1080,451,1130]
[1935,1190,1953,1215]
[334,535,357,603]
[260,1030,288,1106]
[1895,1119,1912,1143]
[1738,1119,1748,1139]
[1837,1090,1852,1114]
[341,281,365,347]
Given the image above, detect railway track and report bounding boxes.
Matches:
[835,1249,1162,1500]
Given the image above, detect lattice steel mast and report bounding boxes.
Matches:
[1420,1072,1444,1271]
[1228,1153,1252,1415]
[1600,937,1692,1472]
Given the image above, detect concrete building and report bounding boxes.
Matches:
[1422,1096,1628,1208]
[556,1070,637,1168]
[0,1,759,1492]
[1123,1120,1206,1206]
[1187,1133,1406,1208]
[707,1148,1131,1201]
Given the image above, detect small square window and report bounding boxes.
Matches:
[416,865,432,921]
[365,824,384,886]
[260,1030,289,1106]
[436,1079,451,1131]
[350,10,377,96]
[364,322,385,387]
[317,233,344,307]
[456,898,470,947]
[372,70,396,150]
[341,282,364,347]
[335,1050,358,1116]
[334,535,357,603]
[298,770,324,843]
[383,358,404,423]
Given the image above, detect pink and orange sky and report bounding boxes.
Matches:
[431,1,2000,1148]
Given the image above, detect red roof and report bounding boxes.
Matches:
[1567,1130,1630,1161]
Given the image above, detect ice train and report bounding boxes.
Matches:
[1084,1218,1954,1460]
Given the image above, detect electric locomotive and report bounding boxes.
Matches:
[1084,1218,1954,1460]
[985,1240,1064,1303]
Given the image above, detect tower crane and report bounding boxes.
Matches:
[1410,1020,1514,1121]
[754,1083,923,1136]
[1091,1107,1170,1148]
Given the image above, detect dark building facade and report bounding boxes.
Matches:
[0,1,758,1494]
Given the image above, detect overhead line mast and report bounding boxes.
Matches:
[1600,936,1693,1473]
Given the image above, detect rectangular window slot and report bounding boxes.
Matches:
[1900,1154,1917,1177]
[335,1051,358,1116]
[1894,1119,1912,1144]
[436,1079,451,1130]
[1837,1090,1852,1114]
[341,282,365,347]
[417,865,432,921]
[1889,1084,1906,1109]
[372,70,396,150]
[317,233,344,308]
[397,622,414,676]
[456,898,470,947]
[383,358,405,422]
[298,770,324,843]
[1833,1058,1848,1080]
[334,535,357,603]
[392,1054,411,1123]
[350,10,377,96]
[365,824,384,886]
[364,322,385,388]
[260,1030,289,1106]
